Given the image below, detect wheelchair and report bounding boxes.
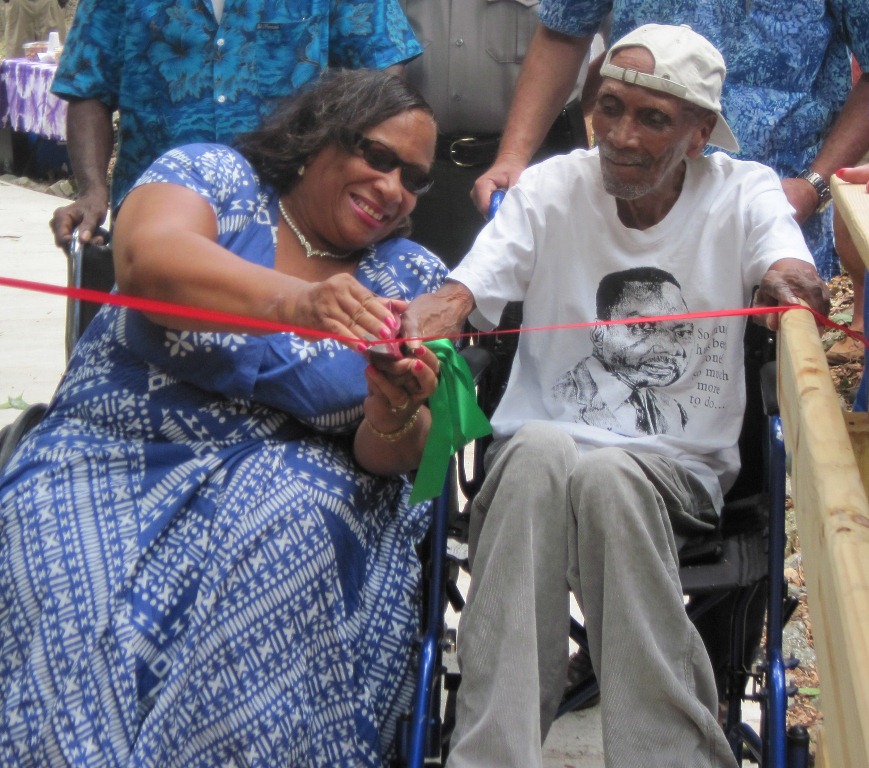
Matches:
[396,317,813,768]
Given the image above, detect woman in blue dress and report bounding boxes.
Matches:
[0,70,448,767]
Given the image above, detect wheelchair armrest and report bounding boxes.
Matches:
[680,530,768,594]
[679,537,724,567]
[760,360,778,417]
[720,493,768,538]
[460,345,494,384]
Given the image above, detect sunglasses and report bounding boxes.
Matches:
[349,132,434,195]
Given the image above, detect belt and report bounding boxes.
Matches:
[436,134,501,168]
[435,100,588,169]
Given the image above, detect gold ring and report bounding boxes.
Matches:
[361,294,376,308]
[389,398,411,414]
[350,306,366,325]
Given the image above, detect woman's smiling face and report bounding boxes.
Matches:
[299,109,436,252]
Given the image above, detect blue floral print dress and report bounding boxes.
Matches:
[0,145,447,767]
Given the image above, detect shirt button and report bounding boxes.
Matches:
[217,94,227,103]
[216,38,225,47]
[455,38,464,47]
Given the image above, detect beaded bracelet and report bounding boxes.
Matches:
[365,408,421,442]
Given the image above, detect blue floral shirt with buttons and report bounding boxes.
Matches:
[539,0,869,279]
[52,0,423,210]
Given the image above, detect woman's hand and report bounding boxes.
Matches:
[291,273,406,348]
[353,345,441,476]
[836,164,869,192]
[363,345,440,433]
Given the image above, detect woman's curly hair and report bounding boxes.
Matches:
[235,68,435,194]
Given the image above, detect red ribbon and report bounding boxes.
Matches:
[0,274,865,349]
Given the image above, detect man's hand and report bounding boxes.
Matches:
[471,153,527,216]
[780,177,821,225]
[53,98,115,248]
[470,26,592,216]
[754,258,830,331]
[400,281,476,352]
[51,189,110,248]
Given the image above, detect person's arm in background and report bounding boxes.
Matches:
[788,54,869,337]
[579,50,605,121]
[470,25,593,214]
[50,98,114,247]
[48,0,122,248]
[331,0,422,75]
[781,73,869,223]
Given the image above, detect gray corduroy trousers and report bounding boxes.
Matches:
[446,422,739,768]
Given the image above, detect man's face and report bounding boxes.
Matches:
[592,48,711,200]
[593,281,693,388]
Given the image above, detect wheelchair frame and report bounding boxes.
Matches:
[64,227,114,359]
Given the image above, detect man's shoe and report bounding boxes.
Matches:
[561,649,600,710]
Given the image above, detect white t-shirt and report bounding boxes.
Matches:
[450,149,814,509]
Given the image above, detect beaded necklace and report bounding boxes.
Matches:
[278,199,350,260]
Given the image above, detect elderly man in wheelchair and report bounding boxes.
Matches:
[401,23,829,768]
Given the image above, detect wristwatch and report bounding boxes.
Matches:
[796,169,832,212]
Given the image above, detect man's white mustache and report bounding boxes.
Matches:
[599,146,652,167]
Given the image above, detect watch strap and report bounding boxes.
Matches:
[797,169,831,211]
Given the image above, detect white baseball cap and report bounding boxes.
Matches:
[599,23,740,153]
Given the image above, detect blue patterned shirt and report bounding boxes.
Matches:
[539,0,869,278]
[52,0,423,209]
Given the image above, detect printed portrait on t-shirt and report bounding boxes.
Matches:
[552,267,694,436]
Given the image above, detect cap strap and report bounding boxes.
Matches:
[600,63,688,100]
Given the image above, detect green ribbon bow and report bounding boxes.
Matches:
[409,339,493,505]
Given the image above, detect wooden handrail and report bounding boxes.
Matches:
[778,301,869,766]
[832,174,869,270]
